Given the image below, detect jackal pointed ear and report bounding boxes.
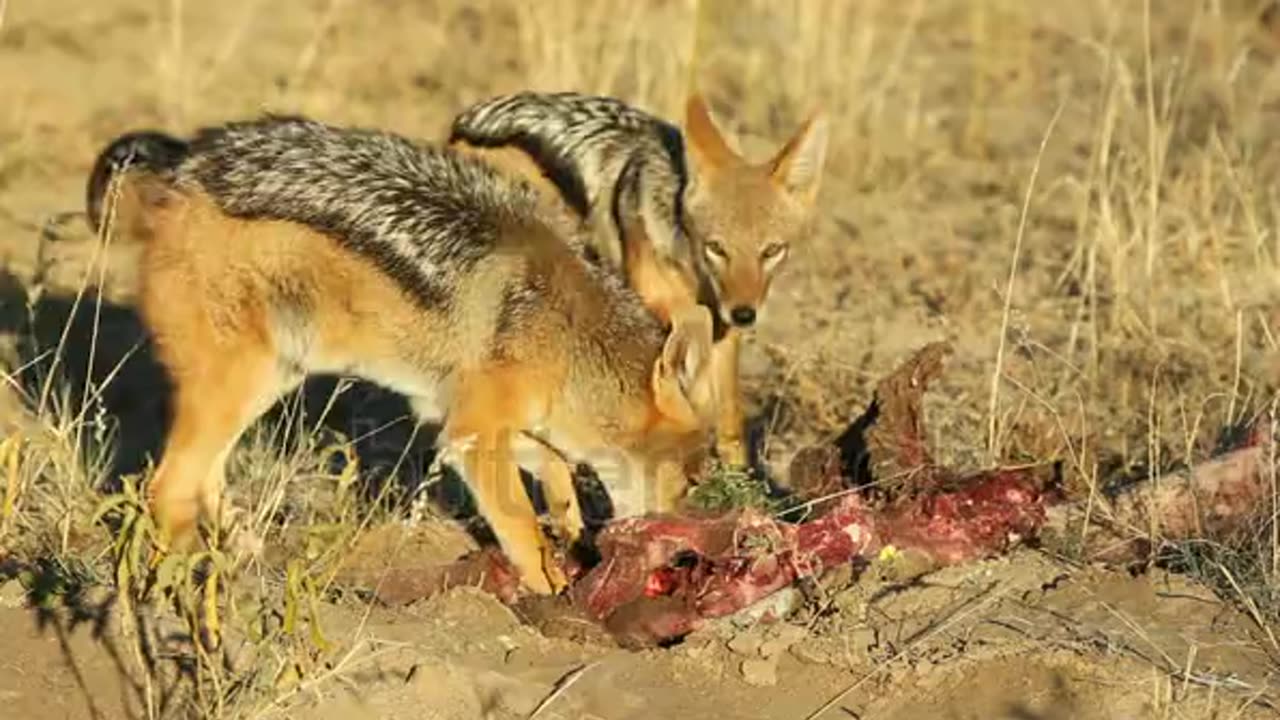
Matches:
[684,94,740,173]
[767,108,829,207]
[652,305,716,427]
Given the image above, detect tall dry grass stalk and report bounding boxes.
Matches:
[513,0,699,116]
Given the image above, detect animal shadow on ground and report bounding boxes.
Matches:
[1,551,195,720]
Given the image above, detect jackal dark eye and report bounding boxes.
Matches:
[761,243,788,260]
[704,241,728,261]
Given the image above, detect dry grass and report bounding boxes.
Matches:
[2,0,1280,717]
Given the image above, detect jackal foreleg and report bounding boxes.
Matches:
[711,330,748,468]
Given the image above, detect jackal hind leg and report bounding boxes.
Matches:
[148,340,292,551]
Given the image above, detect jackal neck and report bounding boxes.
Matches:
[535,234,666,419]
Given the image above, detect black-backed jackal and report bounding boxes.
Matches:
[85,115,717,594]
[447,91,828,468]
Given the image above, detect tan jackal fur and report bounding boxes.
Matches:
[85,115,717,594]
[448,91,828,467]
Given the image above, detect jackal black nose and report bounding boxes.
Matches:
[730,306,756,327]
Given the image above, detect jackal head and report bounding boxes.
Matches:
[681,94,828,330]
[556,305,717,517]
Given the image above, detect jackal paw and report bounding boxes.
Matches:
[509,541,570,595]
[539,542,570,595]
[542,563,570,595]
[517,562,568,596]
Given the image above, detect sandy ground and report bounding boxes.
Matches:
[3,0,1280,718]
[2,534,1276,719]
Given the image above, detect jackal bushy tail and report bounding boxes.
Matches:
[449,92,692,284]
[449,91,686,223]
[86,130,189,234]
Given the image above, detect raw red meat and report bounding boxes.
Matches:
[370,342,1274,650]
[570,464,1056,647]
